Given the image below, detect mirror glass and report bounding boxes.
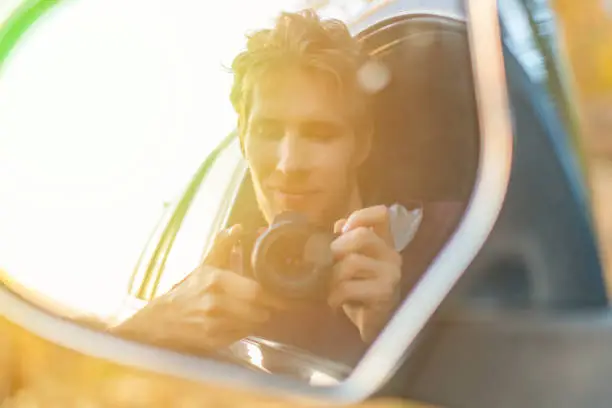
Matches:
[0,0,479,386]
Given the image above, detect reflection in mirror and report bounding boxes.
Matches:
[0,0,479,387]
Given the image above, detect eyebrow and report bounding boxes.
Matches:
[249,116,280,125]
[300,120,344,131]
[250,116,345,129]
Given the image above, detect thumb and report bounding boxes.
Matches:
[205,224,243,268]
[334,219,347,235]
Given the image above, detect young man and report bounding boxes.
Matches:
[112,9,422,366]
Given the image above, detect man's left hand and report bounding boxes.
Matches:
[329,205,403,344]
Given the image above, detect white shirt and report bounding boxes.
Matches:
[388,203,423,252]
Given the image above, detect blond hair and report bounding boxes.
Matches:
[230,9,369,135]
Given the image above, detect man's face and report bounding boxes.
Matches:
[242,68,369,225]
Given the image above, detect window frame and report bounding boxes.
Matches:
[127,131,246,302]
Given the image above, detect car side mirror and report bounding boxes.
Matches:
[0,0,517,405]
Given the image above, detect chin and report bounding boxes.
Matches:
[267,207,323,225]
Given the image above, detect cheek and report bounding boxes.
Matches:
[244,138,275,178]
[313,139,357,182]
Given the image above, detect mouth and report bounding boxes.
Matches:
[271,188,318,207]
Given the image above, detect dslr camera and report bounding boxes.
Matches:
[237,212,337,301]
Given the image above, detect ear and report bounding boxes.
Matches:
[239,136,246,156]
[237,118,246,156]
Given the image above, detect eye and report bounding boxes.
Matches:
[309,132,335,142]
[250,121,283,140]
[305,125,339,142]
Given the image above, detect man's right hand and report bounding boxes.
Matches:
[109,225,288,355]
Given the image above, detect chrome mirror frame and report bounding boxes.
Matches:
[0,0,513,404]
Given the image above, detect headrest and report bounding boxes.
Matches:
[357,15,479,206]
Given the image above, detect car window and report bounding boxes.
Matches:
[500,3,566,92]
[0,0,264,319]
[501,0,581,163]
[500,0,548,84]
[152,138,246,297]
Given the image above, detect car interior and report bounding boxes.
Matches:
[202,12,483,379]
[128,12,481,324]
[226,14,481,293]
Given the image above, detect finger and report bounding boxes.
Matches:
[193,293,271,324]
[334,218,347,234]
[328,278,395,311]
[331,253,383,287]
[205,224,243,268]
[172,312,261,340]
[246,288,291,312]
[164,315,251,351]
[331,227,399,263]
[342,205,393,245]
[203,267,289,311]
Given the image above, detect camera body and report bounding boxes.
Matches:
[237,212,337,301]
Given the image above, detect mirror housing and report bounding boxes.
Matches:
[0,0,519,405]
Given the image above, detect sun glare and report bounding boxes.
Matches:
[0,0,294,319]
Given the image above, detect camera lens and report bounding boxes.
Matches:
[267,232,312,277]
[252,221,334,300]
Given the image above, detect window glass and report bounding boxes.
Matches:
[0,0,285,319]
[500,0,548,83]
[500,0,575,138]
[153,139,246,297]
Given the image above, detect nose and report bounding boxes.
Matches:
[277,132,309,174]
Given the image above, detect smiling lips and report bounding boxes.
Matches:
[272,188,317,209]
